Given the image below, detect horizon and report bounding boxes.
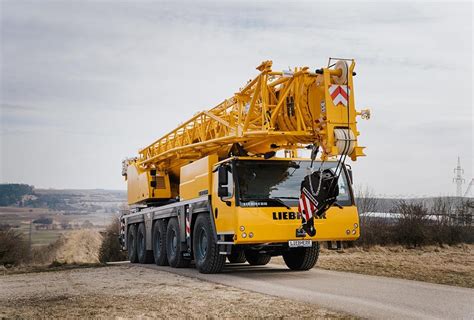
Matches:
[1,181,471,200]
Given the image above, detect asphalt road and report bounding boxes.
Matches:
[138,263,474,319]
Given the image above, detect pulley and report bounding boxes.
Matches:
[331,60,349,85]
[334,128,356,155]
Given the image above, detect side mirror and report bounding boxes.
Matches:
[218,186,229,198]
[218,166,228,185]
[218,165,230,198]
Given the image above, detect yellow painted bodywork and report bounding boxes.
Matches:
[180,155,218,200]
[211,169,237,233]
[126,162,171,204]
[231,206,359,243]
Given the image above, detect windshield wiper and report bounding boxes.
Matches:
[274,196,299,199]
[270,197,291,209]
[333,202,343,209]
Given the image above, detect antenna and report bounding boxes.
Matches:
[453,156,465,197]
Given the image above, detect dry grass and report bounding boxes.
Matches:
[48,230,103,264]
[280,244,474,288]
[0,265,353,319]
[1,229,103,270]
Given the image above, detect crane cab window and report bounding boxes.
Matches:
[234,160,353,207]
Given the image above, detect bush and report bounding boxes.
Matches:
[355,186,395,247]
[0,229,30,266]
[394,200,430,247]
[357,216,394,247]
[99,218,126,263]
[354,192,473,247]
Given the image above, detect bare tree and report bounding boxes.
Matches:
[430,197,454,245]
[395,200,430,247]
[355,185,378,214]
[354,185,390,247]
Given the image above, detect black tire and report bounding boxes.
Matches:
[152,219,168,266]
[166,218,190,268]
[245,250,271,266]
[193,214,226,274]
[137,223,153,264]
[228,248,246,264]
[283,242,320,271]
[127,224,138,263]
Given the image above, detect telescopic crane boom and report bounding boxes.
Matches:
[123,59,369,204]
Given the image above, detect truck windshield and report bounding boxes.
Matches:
[235,160,352,207]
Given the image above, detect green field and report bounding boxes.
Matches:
[15,222,67,246]
[1,207,80,246]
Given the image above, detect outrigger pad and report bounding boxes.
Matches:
[300,169,340,236]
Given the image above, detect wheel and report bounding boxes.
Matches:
[283,242,320,270]
[245,250,271,266]
[127,224,138,263]
[193,214,226,273]
[152,219,168,266]
[228,248,246,263]
[137,223,153,264]
[166,218,190,268]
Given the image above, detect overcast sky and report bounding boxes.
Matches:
[0,1,472,197]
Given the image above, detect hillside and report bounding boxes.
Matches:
[0,185,126,245]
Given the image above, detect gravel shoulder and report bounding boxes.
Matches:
[0,264,353,319]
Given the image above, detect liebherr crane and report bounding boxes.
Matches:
[120,59,370,273]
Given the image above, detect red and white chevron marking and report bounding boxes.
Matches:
[329,85,350,107]
[298,187,318,222]
[185,215,191,238]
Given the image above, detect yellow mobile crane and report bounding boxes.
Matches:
[120,59,370,273]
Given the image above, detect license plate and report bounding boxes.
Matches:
[288,240,312,248]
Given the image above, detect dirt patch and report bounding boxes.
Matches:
[275,244,474,288]
[0,265,353,319]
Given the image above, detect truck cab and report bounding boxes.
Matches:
[211,157,359,245]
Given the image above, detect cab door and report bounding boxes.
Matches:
[211,163,236,234]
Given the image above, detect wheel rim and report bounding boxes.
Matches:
[129,233,135,253]
[138,231,144,255]
[170,230,177,256]
[154,230,161,257]
[196,227,208,260]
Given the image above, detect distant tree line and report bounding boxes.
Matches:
[0,183,76,210]
[355,187,473,247]
[0,184,34,206]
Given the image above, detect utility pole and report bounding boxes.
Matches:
[28,219,33,259]
[453,156,465,197]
